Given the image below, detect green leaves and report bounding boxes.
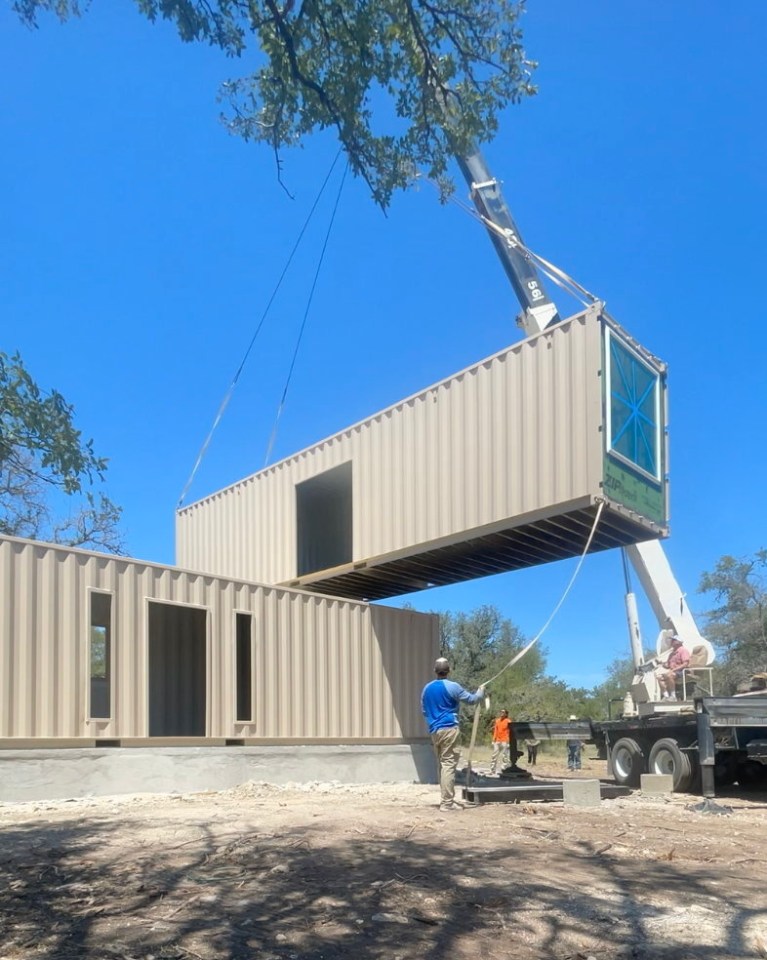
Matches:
[11,0,84,26]
[432,603,658,733]
[439,603,536,690]
[0,352,105,495]
[0,352,124,552]
[699,551,767,691]
[13,0,537,207]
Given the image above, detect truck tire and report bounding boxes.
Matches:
[648,738,693,792]
[611,738,644,788]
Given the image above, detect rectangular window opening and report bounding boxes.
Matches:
[235,613,254,722]
[90,592,112,719]
[296,461,353,576]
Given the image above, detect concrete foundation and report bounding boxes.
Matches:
[640,773,674,795]
[0,744,437,803]
[562,779,601,808]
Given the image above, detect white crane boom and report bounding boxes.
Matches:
[625,540,715,665]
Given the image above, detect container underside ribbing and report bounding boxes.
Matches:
[288,502,661,601]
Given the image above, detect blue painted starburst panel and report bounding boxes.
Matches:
[608,334,660,480]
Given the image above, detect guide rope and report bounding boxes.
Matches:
[464,499,606,787]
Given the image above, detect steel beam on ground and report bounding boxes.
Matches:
[462,781,631,804]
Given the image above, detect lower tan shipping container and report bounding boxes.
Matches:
[0,536,438,744]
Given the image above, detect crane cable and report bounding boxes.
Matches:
[464,498,606,788]
[177,148,344,509]
[484,217,600,309]
[445,189,601,309]
[263,161,349,467]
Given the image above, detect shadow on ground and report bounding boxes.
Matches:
[0,805,763,960]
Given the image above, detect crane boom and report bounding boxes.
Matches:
[625,540,714,662]
[456,147,560,336]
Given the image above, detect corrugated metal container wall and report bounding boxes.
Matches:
[177,312,604,586]
[0,537,437,742]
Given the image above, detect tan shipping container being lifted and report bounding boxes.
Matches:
[176,304,669,602]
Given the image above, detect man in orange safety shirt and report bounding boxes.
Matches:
[490,708,512,774]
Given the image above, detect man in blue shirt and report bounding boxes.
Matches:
[421,657,485,811]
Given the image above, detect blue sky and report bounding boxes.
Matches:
[2,3,765,687]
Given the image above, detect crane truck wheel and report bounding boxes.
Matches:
[647,738,693,792]
[610,738,644,788]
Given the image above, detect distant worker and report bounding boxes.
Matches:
[655,635,691,700]
[421,657,484,812]
[525,737,541,766]
[566,715,582,771]
[490,708,512,774]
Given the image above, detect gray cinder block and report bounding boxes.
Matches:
[640,773,674,795]
[562,778,601,808]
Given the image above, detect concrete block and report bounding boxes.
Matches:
[640,773,674,795]
[562,779,601,808]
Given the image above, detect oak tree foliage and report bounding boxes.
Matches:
[435,604,602,741]
[0,352,124,552]
[699,550,767,692]
[12,0,537,207]
[439,603,540,691]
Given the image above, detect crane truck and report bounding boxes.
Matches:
[457,141,767,795]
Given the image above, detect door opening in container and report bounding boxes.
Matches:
[296,461,353,576]
[148,601,207,737]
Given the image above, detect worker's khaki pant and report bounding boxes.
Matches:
[490,740,509,773]
[431,726,460,805]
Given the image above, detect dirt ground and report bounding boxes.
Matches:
[1,752,766,960]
